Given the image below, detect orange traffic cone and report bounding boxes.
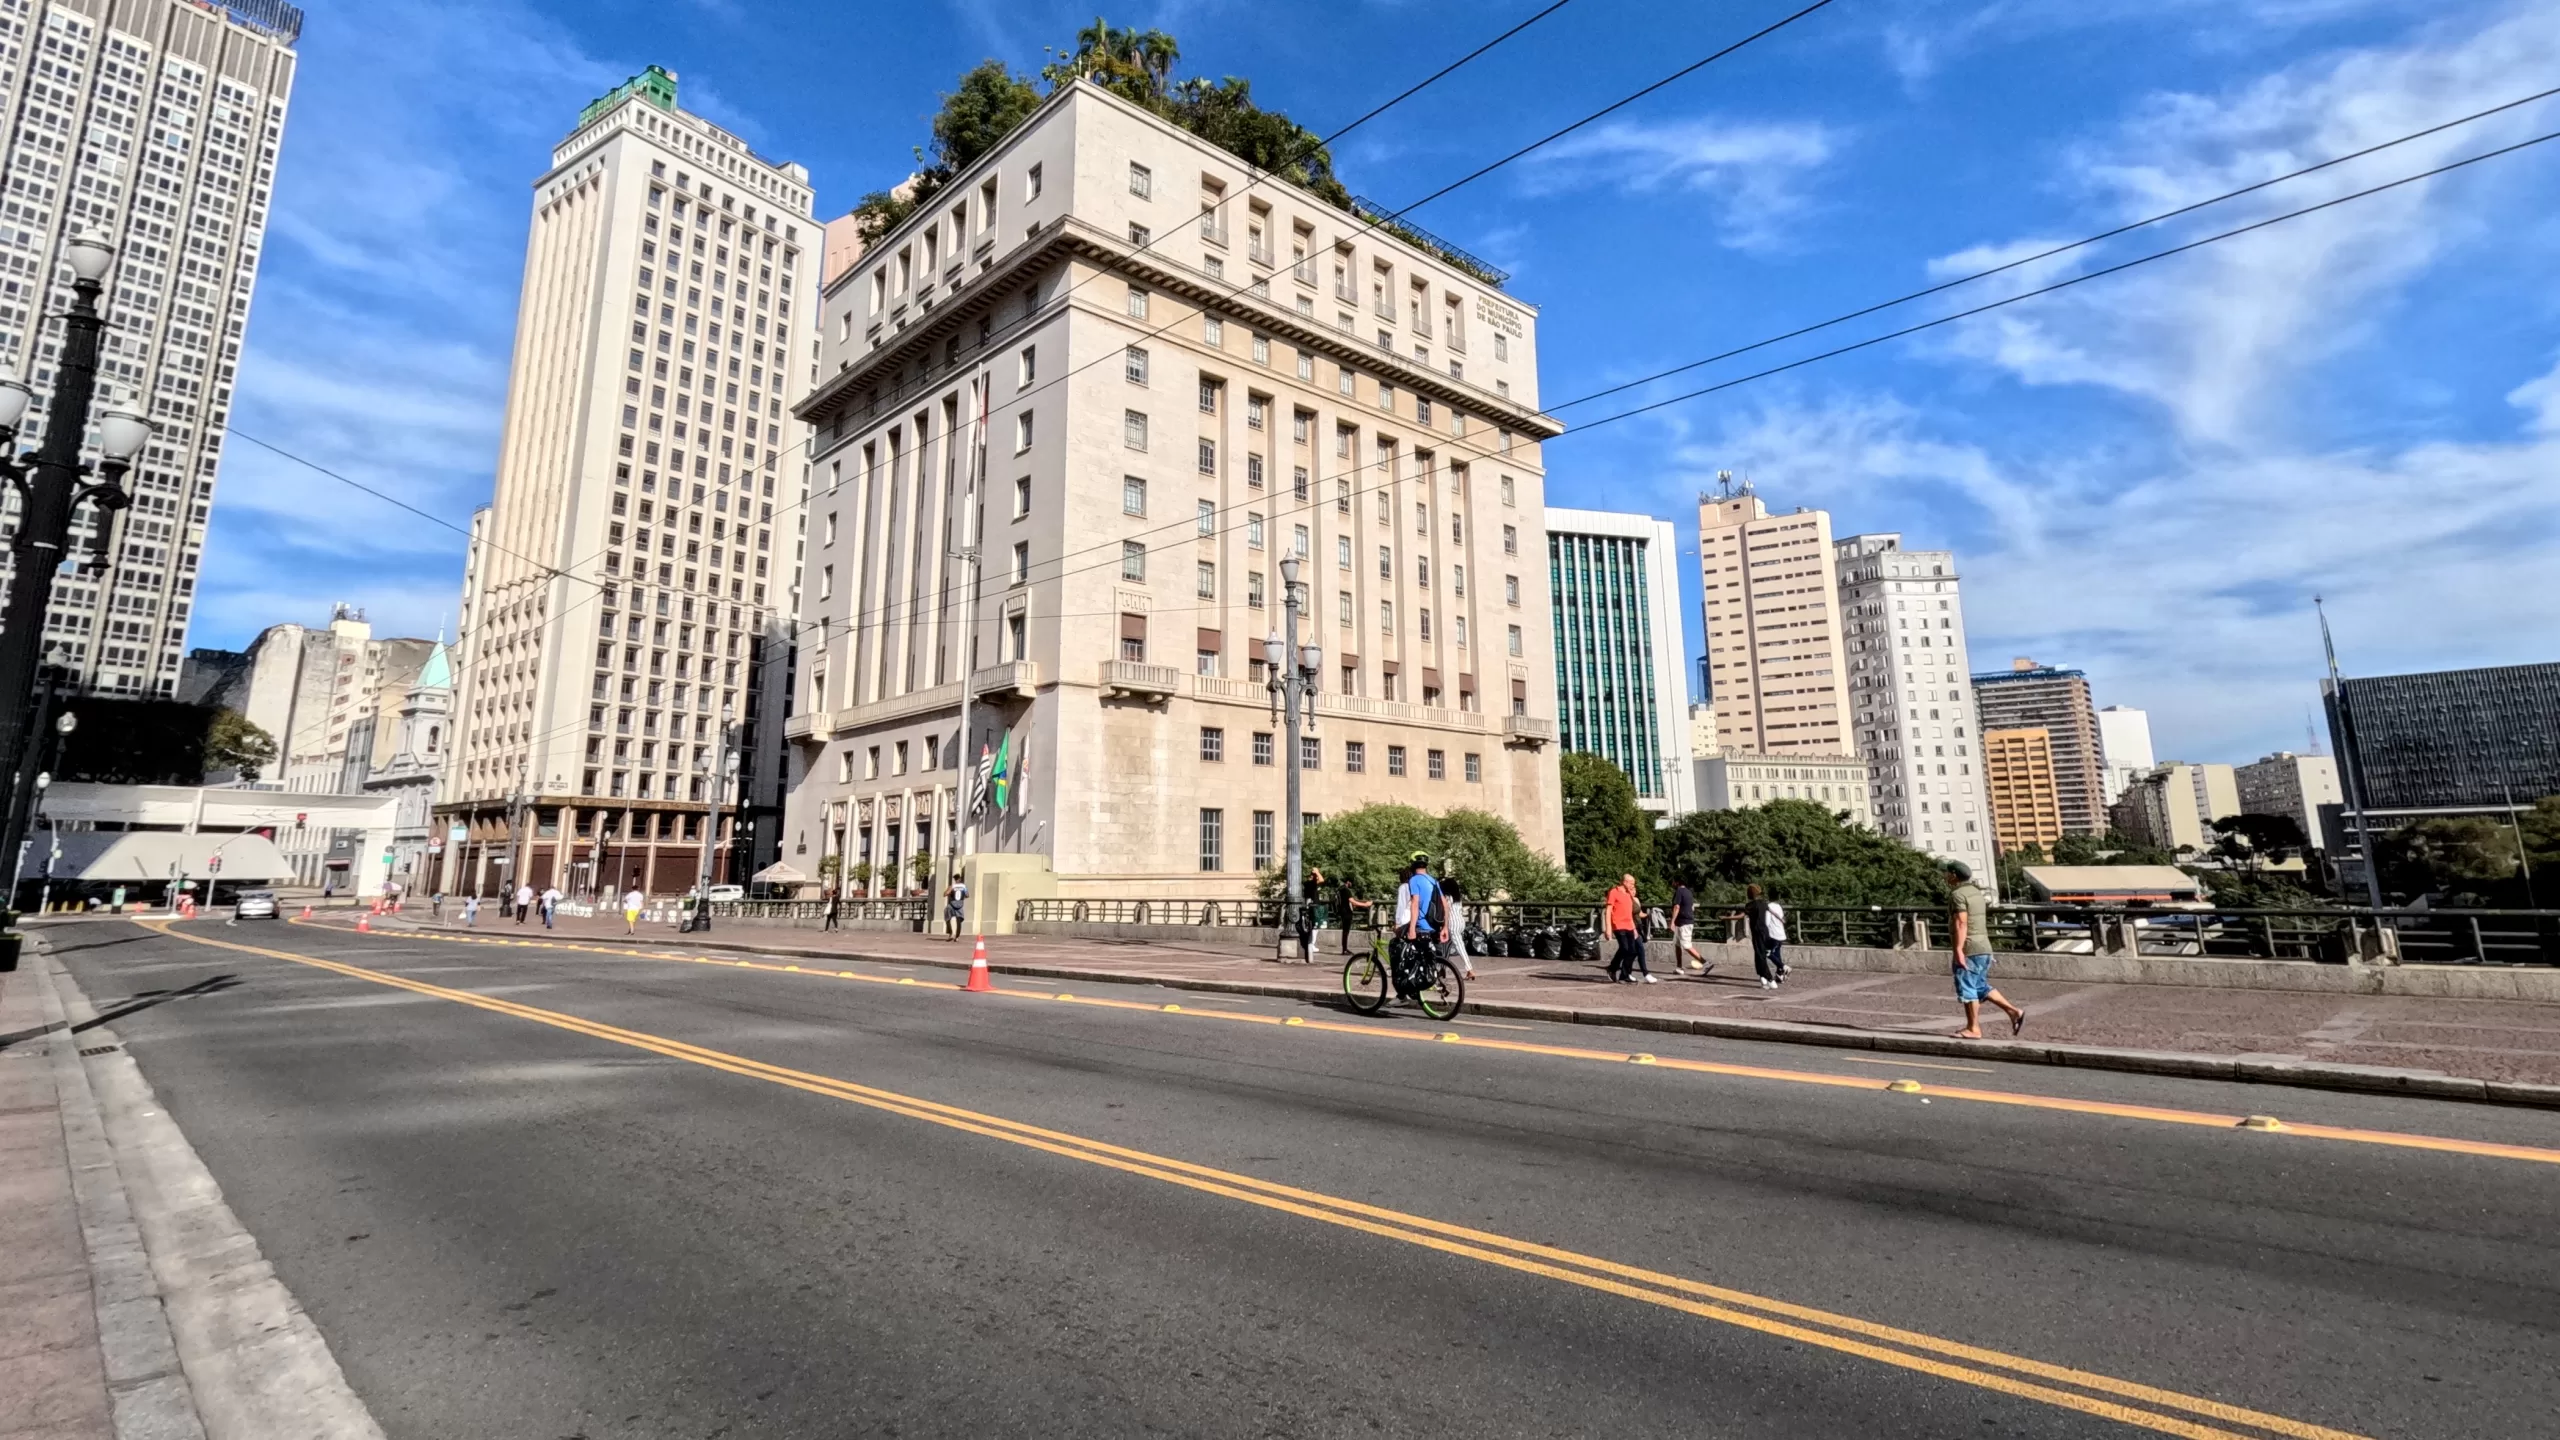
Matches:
[964,935,992,992]
[300,905,312,919]
[356,914,371,933]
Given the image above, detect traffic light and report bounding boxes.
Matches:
[295,812,308,828]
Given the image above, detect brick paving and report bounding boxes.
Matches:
[396,909,2560,1087]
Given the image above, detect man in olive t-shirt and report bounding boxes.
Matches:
[1944,861,2025,1038]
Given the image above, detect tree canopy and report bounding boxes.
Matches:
[1274,804,1583,907]
[856,19,1421,259]
[202,709,276,783]
[1653,799,1948,909]
[2374,802,2559,907]
[1559,752,1655,891]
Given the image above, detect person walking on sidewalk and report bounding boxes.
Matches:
[513,883,534,925]
[1670,882,1710,975]
[1443,879,1477,981]
[1604,875,1651,983]
[1945,860,2026,1038]
[463,894,480,928]
[1292,867,1325,964]
[943,878,968,939]
[821,885,841,933]
[1333,872,1371,955]
[1739,884,1787,988]
[623,887,645,935]
[540,886,561,929]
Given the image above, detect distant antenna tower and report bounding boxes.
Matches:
[1714,469,1737,499]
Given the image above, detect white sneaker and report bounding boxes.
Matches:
[1643,974,1658,984]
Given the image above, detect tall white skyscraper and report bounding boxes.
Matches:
[2097,704,2154,807]
[0,0,299,695]
[1835,533,1995,882]
[440,66,816,899]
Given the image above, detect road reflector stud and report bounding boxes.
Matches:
[1055,993,1074,1001]
[898,978,917,985]
[2240,1114,2285,1131]
[1284,1016,1305,1026]
[1437,1032,1461,1043]
[1887,1079,1923,1093]
[1630,1053,1657,1064]
[965,935,994,993]
[786,965,800,972]
[1162,1003,1183,1012]
[838,970,857,978]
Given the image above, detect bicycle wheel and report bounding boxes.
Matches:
[1414,959,1466,1021]
[1341,950,1390,1015]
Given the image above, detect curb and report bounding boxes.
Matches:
[372,917,2560,1111]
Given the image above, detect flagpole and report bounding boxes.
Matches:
[949,367,990,927]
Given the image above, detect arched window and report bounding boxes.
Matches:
[426,725,441,754]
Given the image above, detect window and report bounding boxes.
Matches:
[1129,223,1151,247]
[1125,347,1150,384]
[1338,368,1356,397]
[1121,540,1147,582]
[1502,524,1518,556]
[1300,736,1321,770]
[1124,410,1149,450]
[1246,394,1267,429]
[1338,590,1353,626]
[1252,811,1275,871]
[1252,335,1271,365]
[1454,616,1468,647]
[1294,465,1310,500]
[1201,726,1225,761]
[1297,350,1315,381]
[1420,608,1432,641]
[1197,499,1217,536]
[1378,545,1392,579]
[1387,744,1407,777]
[1013,412,1034,453]
[1293,524,1310,559]
[1014,475,1032,518]
[1011,541,1029,584]
[1417,556,1431,587]
[1345,742,1367,774]
[1197,379,1221,414]
[1252,732,1274,766]
[1247,570,1266,608]
[1247,512,1266,549]
[1026,163,1043,199]
[1119,613,1147,662]
[1378,383,1395,412]
[1499,474,1515,506]
[893,741,909,775]
[1017,345,1036,387]
[866,746,881,779]
[1380,600,1395,633]
[1464,752,1482,783]
[1114,475,1146,517]
[1199,808,1224,872]
[1203,316,1224,346]
[817,563,834,600]
[1197,438,1218,475]
[1129,162,1152,198]
[1507,624,1523,656]
[1247,453,1265,488]
[1292,411,1311,444]
[1452,564,1465,596]
[1337,479,1351,514]
[1428,749,1446,780]
[1505,574,1520,605]
[1493,332,1508,361]
[1127,285,1149,320]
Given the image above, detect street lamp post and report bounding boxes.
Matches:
[1264,555,1321,961]
[0,232,155,912]
[683,707,736,932]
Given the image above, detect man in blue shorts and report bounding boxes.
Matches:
[1944,861,2026,1038]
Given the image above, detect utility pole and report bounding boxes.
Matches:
[0,233,155,914]
[1264,555,1320,960]
[503,761,528,913]
[2316,598,2386,912]
[684,707,735,932]
[947,370,988,923]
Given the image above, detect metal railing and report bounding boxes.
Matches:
[1017,897,1283,927]
[710,897,931,922]
[1348,197,1512,288]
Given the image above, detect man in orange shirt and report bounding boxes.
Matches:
[1602,873,1652,983]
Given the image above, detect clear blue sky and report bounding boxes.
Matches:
[210,0,2560,765]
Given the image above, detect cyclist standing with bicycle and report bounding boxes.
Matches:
[1395,853,1445,960]
[1340,853,1466,1020]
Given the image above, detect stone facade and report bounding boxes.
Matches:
[785,81,1564,898]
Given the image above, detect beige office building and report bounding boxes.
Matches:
[2234,750,2341,847]
[439,66,815,899]
[1982,727,2065,856]
[0,0,298,696]
[1696,481,1848,755]
[1835,531,1996,882]
[785,81,1564,907]
[1696,752,1872,829]
[2109,761,2239,854]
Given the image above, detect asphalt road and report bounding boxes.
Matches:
[46,916,2560,1440]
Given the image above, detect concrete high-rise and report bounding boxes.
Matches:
[1981,727,2065,856]
[1696,481,1848,755]
[1548,507,1690,813]
[2324,662,2560,811]
[232,605,433,793]
[1972,658,2106,834]
[2097,704,2153,808]
[786,80,1564,905]
[439,66,816,899]
[2234,750,2341,849]
[0,0,300,696]
[2108,761,2238,854]
[1835,533,1995,881]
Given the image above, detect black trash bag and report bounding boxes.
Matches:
[1532,927,1562,961]
[1504,929,1532,958]
[1566,928,1599,963]
[1465,923,1491,955]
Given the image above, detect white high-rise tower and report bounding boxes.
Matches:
[0,0,300,695]
[439,66,817,899]
[1835,533,1996,885]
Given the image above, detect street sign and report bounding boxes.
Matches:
[447,824,467,844]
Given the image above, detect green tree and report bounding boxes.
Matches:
[1280,804,1585,908]
[853,59,1045,244]
[1559,752,1653,889]
[202,709,275,783]
[2376,815,2523,905]
[1652,799,1947,910]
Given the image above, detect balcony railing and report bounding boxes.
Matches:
[1503,714,1555,746]
[971,659,1040,702]
[1348,196,1512,289]
[1099,660,1181,700]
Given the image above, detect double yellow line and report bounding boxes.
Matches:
[148,920,2367,1440]
[328,918,2560,1169]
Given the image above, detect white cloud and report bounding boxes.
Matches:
[1522,117,1838,250]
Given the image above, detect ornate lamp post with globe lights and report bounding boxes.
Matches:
[0,230,158,919]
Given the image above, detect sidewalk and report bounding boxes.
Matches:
[0,950,201,1440]
[380,910,2560,1103]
